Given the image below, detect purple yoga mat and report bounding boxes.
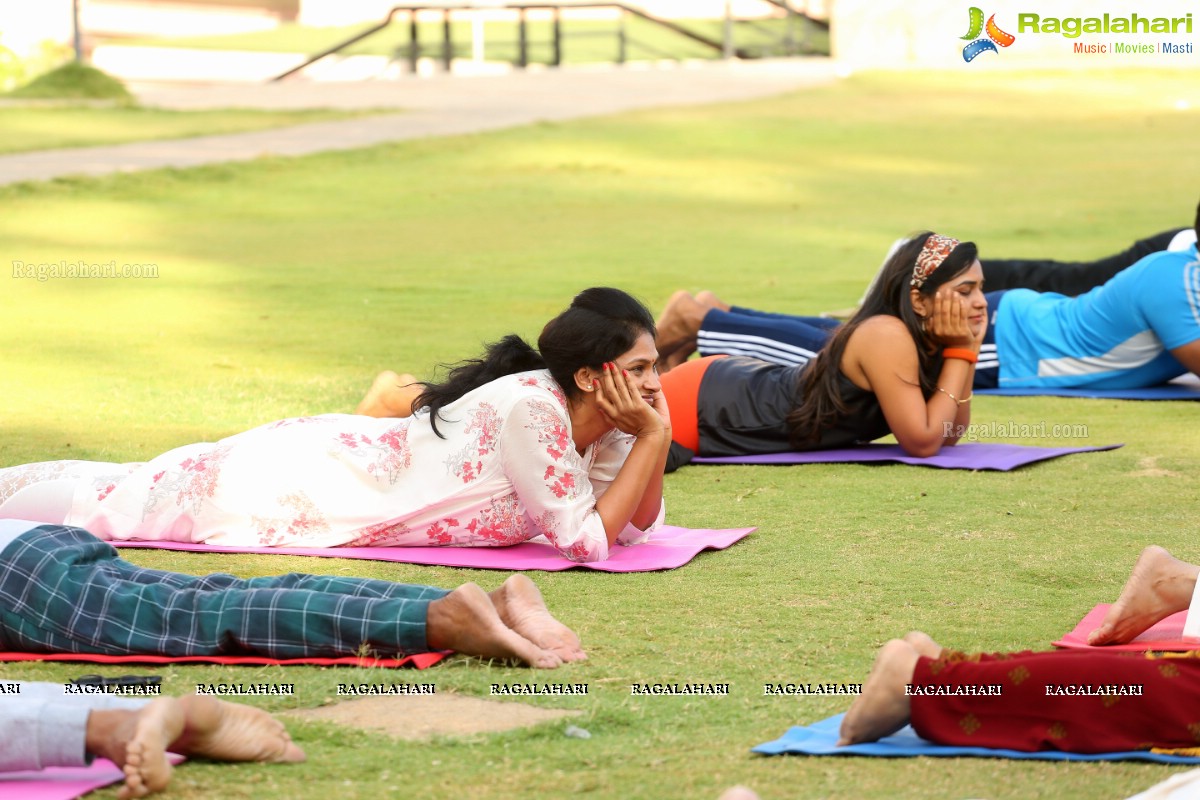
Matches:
[0,756,184,800]
[112,525,754,572]
[691,442,1122,471]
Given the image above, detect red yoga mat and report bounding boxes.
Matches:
[1054,604,1198,651]
[0,651,448,668]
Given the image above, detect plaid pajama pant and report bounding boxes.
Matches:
[0,524,448,659]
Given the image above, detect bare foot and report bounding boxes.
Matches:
[661,341,697,373]
[655,291,708,370]
[427,582,562,669]
[356,371,424,418]
[1088,546,1199,645]
[717,787,761,800]
[490,574,586,662]
[87,700,185,800]
[170,695,306,765]
[695,290,731,313]
[837,639,919,746]
[903,630,943,659]
[818,305,860,321]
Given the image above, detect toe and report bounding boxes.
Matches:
[535,651,563,669]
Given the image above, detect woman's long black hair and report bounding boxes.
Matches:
[785,232,978,447]
[415,287,656,437]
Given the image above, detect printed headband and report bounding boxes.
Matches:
[911,234,961,288]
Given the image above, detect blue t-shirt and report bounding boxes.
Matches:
[995,245,1200,389]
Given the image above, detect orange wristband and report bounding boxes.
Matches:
[942,348,978,364]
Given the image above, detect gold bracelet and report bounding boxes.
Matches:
[936,387,973,406]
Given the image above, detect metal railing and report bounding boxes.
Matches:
[271,2,810,81]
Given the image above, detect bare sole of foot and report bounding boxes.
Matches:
[660,340,696,373]
[717,786,761,800]
[490,574,586,662]
[819,305,860,321]
[694,290,731,313]
[903,630,943,659]
[657,290,729,372]
[356,371,423,418]
[428,582,562,669]
[87,699,184,800]
[171,695,306,765]
[837,639,919,746]
[1088,545,1199,645]
[655,291,706,362]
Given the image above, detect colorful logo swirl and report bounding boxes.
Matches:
[961,7,1016,62]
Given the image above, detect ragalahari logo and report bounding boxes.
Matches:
[961,7,1016,62]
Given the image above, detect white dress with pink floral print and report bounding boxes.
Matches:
[0,371,662,562]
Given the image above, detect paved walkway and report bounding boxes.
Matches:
[0,59,835,186]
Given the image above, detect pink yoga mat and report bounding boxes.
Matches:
[1054,604,1198,651]
[112,525,754,572]
[0,651,447,668]
[0,756,183,800]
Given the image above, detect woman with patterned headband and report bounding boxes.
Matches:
[654,233,989,471]
[654,199,1200,469]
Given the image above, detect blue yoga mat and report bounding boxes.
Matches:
[754,714,1200,764]
[977,376,1200,400]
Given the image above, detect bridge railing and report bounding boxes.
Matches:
[271,2,826,81]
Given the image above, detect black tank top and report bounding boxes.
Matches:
[692,356,892,458]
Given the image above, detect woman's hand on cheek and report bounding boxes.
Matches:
[649,386,672,432]
[973,303,989,348]
[594,363,665,438]
[926,292,974,349]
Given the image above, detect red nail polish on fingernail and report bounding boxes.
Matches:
[622,369,628,377]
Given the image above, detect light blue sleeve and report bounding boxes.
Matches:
[1146,250,1200,351]
[0,518,40,551]
[0,682,147,771]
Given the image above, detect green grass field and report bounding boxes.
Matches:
[1,68,1198,799]
[0,105,369,155]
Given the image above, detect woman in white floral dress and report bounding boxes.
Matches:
[0,288,672,562]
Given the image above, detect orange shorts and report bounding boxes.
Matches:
[659,355,725,453]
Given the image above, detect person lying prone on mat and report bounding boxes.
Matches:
[0,287,671,560]
[0,518,585,667]
[653,215,1200,468]
[969,224,1196,297]
[838,545,1200,752]
[658,199,1200,386]
[642,234,989,470]
[724,223,1198,327]
[657,206,1200,371]
[363,240,983,471]
[836,631,1200,754]
[1,681,305,800]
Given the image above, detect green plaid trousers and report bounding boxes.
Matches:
[0,524,448,659]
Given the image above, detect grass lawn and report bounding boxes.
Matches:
[0,105,372,155]
[114,15,829,63]
[1,67,1199,799]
